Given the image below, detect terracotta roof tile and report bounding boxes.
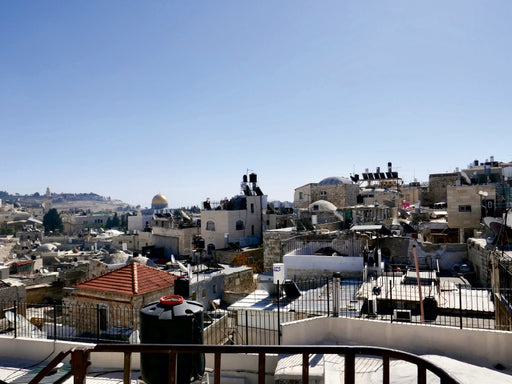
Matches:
[7,260,35,266]
[75,263,175,296]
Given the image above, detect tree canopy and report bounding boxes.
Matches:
[43,208,63,233]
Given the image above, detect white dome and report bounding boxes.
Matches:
[309,200,337,211]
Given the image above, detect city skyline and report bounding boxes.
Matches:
[2,1,511,208]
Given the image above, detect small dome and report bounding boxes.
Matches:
[318,176,352,185]
[151,193,168,210]
[309,200,337,211]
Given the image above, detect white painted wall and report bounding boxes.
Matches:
[0,336,141,370]
[284,255,363,274]
[281,316,512,369]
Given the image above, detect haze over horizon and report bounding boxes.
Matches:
[2,2,511,208]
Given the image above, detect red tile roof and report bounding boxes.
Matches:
[7,260,35,266]
[75,262,175,296]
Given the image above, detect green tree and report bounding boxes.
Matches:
[112,213,120,228]
[43,208,63,234]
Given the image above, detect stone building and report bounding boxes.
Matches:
[61,211,111,234]
[152,211,200,258]
[63,262,175,336]
[294,177,358,210]
[201,173,266,251]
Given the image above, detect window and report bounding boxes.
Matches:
[213,284,217,294]
[299,192,304,200]
[206,221,215,231]
[191,291,197,301]
[251,203,254,213]
[251,225,255,235]
[459,205,472,212]
[320,191,327,198]
[202,288,207,298]
[236,220,245,230]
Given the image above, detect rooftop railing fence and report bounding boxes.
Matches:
[0,275,504,345]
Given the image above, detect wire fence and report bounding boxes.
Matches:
[0,274,505,345]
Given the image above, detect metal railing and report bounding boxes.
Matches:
[0,276,502,345]
[31,344,461,384]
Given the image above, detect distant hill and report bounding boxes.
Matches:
[0,191,134,211]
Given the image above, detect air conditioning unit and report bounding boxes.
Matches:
[393,309,412,322]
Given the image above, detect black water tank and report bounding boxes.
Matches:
[174,276,190,298]
[140,295,204,384]
[423,297,438,321]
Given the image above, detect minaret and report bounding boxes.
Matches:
[43,187,52,213]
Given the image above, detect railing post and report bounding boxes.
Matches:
[53,303,57,341]
[383,355,390,384]
[258,352,266,384]
[123,352,131,384]
[245,311,249,345]
[13,301,17,339]
[332,272,340,317]
[390,280,393,323]
[326,276,330,316]
[70,347,91,384]
[302,353,309,384]
[458,284,463,329]
[277,280,281,345]
[168,351,176,384]
[418,365,427,384]
[344,351,355,384]
[214,352,221,384]
[96,304,100,343]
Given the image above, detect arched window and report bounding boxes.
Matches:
[236,220,245,230]
[206,221,215,231]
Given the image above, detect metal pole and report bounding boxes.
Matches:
[14,301,17,339]
[326,276,330,316]
[390,280,393,323]
[245,311,249,345]
[54,303,57,341]
[332,272,340,317]
[277,280,281,345]
[458,284,463,329]
[413,245,425,323]
[96,304,100,343]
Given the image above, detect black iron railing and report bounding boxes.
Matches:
[0,277,501,345]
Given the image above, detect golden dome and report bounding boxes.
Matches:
[151,193,168,208]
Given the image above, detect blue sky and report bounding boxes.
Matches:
[1,1,511,208]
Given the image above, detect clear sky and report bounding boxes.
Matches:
[1,1,511,208]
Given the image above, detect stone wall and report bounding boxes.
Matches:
[222,267,255,295]
[26,283,64,303]
[263,230,296,271]
[426,173,459,206]
[467,238,492,287]
[379,238,468,270]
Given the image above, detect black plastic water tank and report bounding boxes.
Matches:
[140,295,204,384]
[174,276,190,299]
[423,296,438,321]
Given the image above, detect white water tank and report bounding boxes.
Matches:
[273,263,285,284]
